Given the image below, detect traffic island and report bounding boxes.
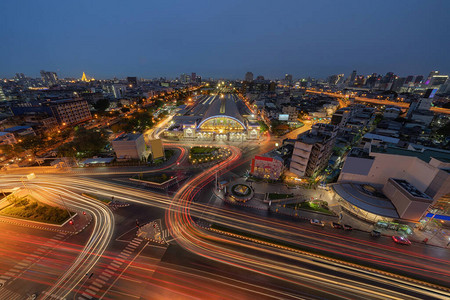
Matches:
[228,184,254,202]
[0,194,73,225]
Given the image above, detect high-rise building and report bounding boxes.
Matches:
[414,75,424,84]
[405,75,415,84]
[127,77,138,87]
[285,74,293,85]
[180,73,190,84]
[349,70,357,85]
[256,75,265,81]
[391,77,406,92]
[289,123,337,177]
[425,71,439,85]
[0,86,6,101]
[191,73,197,83]
[245,72,254,82]
[40,70,58,86]
[428,75,448,87]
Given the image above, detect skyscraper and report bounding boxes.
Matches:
[285,74,293,85]
[245,72,253,82]
[40,70,58,86]
[349,70,357,84]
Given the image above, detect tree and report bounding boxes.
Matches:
[18,135,45,155]
[93,98,110,112]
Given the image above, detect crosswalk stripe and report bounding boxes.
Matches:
[81,293,92,299]
[91,281,102,288]
[123,250,132,254]
[85,289,96,296]
[5,272,16,277]
[99,275,109,281]
[78,297,86,300]
[104,269,114,275]
[107,265,117,271]
[88,286,100,292]
[0,275,11,280]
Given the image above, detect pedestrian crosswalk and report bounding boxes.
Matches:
[77,237,143,300]
[0,232,67,300]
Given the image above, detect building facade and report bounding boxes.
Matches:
[290,123,337,177]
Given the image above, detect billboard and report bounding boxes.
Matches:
[149,139,165,160]
[278,114,289,121]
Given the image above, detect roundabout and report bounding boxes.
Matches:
[229,183,254,202]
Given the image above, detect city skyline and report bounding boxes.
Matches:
[1,1,450,79]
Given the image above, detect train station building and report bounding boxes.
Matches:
[167,94,260,141]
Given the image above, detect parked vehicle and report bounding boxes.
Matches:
[310,219,324,227]
[343,224,353,231]
[371,230,381,237]
[392,236,411,245]
[332,222,343,229]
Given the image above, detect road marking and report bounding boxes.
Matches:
[126,245,136,250]
[0,275,11,280]
[88,286,100,292]
[85,289,96,296]
[91,281,102,288]
[107,265,117,271]
[129,241,140,246]
[118,254,128,259]
[104,269,114,275]
[111,263,121,268]
[99,275,109,281]
[13,266,24,270]
[18,262,28,266]
[81,292,93,299]
[123,250,132,254]
[78,297,86,300]
[5,272,16,277]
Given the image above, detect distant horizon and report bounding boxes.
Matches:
[2,68,444,81]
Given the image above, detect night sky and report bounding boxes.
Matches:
[1,0,449,79]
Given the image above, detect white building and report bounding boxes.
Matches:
[336,145,450,222]
[112,133,148,160]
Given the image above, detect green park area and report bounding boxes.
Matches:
[189,146,220,164]
[286,201,334,215]
[0,195,72,225]
[268,193,294,200]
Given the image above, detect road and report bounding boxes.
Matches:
[0,92,449,298]
[306,89,450,114]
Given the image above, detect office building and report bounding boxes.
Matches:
[40,70,58,86]
[290,123,337,177]
[285,74,293,85]
[0,132,18,145]
[11,98,92,126]
[112,133,148,160]
[245,72,254,82]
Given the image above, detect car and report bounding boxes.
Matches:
[331,222,342,229]
[343,224,353,231]
[370,230,381,237]
[310,219,324,227]
[392,236,411,245]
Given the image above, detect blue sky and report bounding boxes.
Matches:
[1,0,449,79]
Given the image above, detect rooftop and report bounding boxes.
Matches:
[113,133,142,142]
[371,145,450,163]
[333,183,399,218]
[3,125,32,132]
